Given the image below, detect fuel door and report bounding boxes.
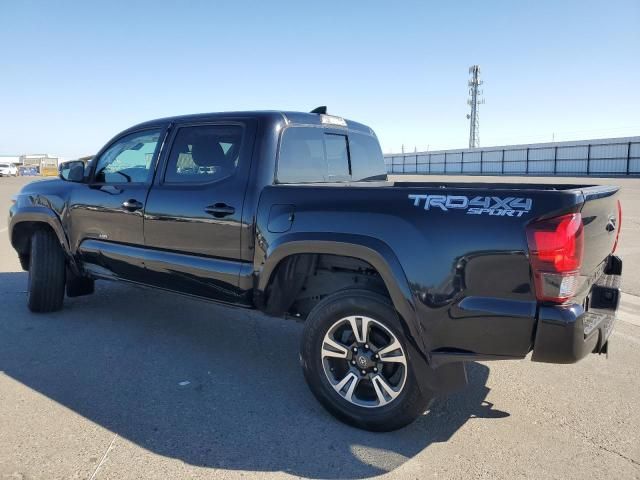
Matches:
[268,204,295,233]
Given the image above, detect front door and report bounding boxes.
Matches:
[142,121,255,304]
[68,127,164,281]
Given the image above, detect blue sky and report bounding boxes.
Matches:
[1,0,638,159]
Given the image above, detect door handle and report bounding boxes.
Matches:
[205,203,236,218]
[122,199,143,211]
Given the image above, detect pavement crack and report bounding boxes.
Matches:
[596,445,640,468]
[88,433,118,480]
[562,422,639,468]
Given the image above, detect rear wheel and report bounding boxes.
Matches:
[27,229,66,312]
[300,289,433,431]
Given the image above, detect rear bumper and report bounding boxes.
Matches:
[531,256,621,364]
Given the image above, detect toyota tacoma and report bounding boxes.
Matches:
[8,108,623,431]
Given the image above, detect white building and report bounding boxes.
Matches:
[0,155,20,165]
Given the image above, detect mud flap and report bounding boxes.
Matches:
[431,362,468,393]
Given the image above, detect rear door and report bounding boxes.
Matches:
[142,120,256,304]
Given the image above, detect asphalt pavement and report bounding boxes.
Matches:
[0,175,638,480]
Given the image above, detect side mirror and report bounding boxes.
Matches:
[59,160,85,182]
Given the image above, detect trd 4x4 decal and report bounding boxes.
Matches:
[408,194,532,217]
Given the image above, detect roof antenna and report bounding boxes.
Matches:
[310,106,327,114]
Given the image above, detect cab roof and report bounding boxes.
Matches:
[126,110,374,135]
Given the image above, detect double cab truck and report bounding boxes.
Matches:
[8,109,623,431]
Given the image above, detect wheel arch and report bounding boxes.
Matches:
[10,208,74,270]
[256,232,424,351]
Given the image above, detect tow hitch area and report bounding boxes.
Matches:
[532,255,622,364]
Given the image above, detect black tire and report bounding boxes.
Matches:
[27,229,66,312]
[300,289,433,431]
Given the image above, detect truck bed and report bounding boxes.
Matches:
[392,181,605,192]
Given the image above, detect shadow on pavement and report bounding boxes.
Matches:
[0,271,509,479]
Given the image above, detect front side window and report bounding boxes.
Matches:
[94,129,161,183]
[164,125,243,183]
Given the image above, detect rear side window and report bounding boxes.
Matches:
[277,126,386,183]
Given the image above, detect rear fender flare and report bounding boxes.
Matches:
[256,232,425,353]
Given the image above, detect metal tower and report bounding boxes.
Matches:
[467,65,484,149]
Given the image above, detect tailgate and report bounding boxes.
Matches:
[531,185,622,364]
[578,185,621,293]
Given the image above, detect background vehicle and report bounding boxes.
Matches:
[0,163,18,176]
[8,109,622,431]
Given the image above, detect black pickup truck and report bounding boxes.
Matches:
[8,109,623,431]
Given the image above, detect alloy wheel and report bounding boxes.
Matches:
[321,315,408,408]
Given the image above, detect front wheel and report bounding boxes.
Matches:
[300,289,433,431]
[27,229,66,312]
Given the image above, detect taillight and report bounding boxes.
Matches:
[526,213,584,303]
[612,200,622,253]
